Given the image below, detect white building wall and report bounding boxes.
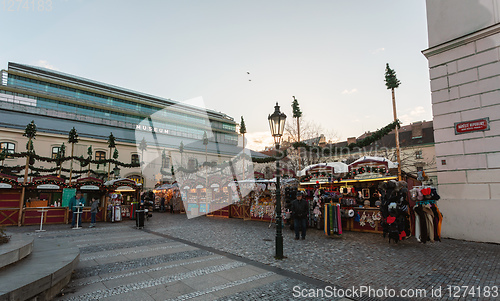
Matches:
[424,1,500,243]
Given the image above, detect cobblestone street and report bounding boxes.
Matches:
[6,212,500,300]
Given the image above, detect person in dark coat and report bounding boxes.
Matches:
[69,191,85,228]
[291,191,308,240]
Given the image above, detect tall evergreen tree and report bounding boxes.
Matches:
[384,63,402,180]
[292,96,303,169]
[87,146,93,176]
[107,133,116,180]
[20,120,37,226]
[138,137,147,179]
[68,127,79,184]
[203,131,208,163]
[239,116,247,178]
[179,141,184,167]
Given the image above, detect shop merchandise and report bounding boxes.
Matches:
[410,186,442,243]
[379,180,411,243]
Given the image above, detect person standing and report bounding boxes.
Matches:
[160,195,165,213]
[69,191,85,228]
[291,191,309,240]
[89,198,99,228]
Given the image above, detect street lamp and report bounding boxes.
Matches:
[268,102,286,259]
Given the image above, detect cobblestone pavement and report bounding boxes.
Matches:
[145,213,500,301]
[6,213,500,300]
[6,220,351,301]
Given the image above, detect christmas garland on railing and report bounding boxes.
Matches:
[288,120,400,156]
[6,152,140,168]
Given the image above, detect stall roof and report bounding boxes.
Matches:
[348,156,398,169]
[298,162,349,177]
[300,176,398,186]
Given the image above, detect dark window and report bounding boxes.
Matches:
[0,142,15,158]
[52,146,60,159]
[131,154,140,165]
[95,151,106,161]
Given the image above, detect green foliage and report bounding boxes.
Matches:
[68,127,79,144]
[203,131,208,146]
[25,140,35,153]
[113,148,119,160]
[138,137,147,152]
[292,96,302,118]
[179,141,184,153]
[23,120,37,139]
[87,145,93,157]
[107,132,116,149]
[239,116,247,135]
[385,63,401,90]
[347,120,400,149]
[0,149,6,162]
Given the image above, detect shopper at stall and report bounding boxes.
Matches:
[291,191,308,240]
[89,198,99,228]
[69,190,86,228]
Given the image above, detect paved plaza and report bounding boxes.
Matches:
[5,213,500,300]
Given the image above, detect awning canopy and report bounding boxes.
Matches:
[298,162,349,177]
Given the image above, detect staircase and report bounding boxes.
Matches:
[0,234,79,301]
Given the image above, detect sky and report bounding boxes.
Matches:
[0,0,433,151]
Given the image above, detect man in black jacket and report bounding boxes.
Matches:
[291,191,308,240]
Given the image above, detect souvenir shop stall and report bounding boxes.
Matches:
[73,177,106,224]
[299,157,401,236]
[182,180,209,218]
[23,175,69,226]
[205,183,229,217]
[248,178,298,222]
[153,182,183,213]
[227,180,253,220]
[104,178,141,222]
[0,173,22,226]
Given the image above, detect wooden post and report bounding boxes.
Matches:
[18,139,31,226]
[391,88,402,181]
[69,144,74,185]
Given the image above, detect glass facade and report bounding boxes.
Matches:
[2,68,239,145]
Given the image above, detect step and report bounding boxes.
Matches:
[0,235,34,269]
[0,237,80,301]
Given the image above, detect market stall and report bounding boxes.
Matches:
[0,174,22,226]
[299,158,399,235]
[23,176,68,226]
[104,178,141,221]
[73,177,106,223]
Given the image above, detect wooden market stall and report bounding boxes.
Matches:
[104,178,141,221]
[72,177,106,223]
[0,174,22,226]
[23,175,68,226]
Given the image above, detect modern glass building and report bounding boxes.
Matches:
[0,62,263,188]
[1,62,238,147]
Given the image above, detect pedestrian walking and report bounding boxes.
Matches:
[69,191,85,228]
[160,196,165,212]
[89,198,99,227]
[291,191,308,240]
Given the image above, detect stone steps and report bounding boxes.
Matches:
[0,235,33,270]
[0,235,79,301]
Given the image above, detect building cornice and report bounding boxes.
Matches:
[422,23,500,58]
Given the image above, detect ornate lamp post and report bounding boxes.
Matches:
[268,102,286,259]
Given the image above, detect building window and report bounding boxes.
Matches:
[0,142,15,158]
[187,158,197,170]
[415,150,423,159]
[416,166,423,172]
[95,151,106,161]
[131,154,140,165]
[52,146,60,159]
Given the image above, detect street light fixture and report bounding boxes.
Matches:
[268,102,286,259]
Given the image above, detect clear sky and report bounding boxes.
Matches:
[0,0,432,150]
